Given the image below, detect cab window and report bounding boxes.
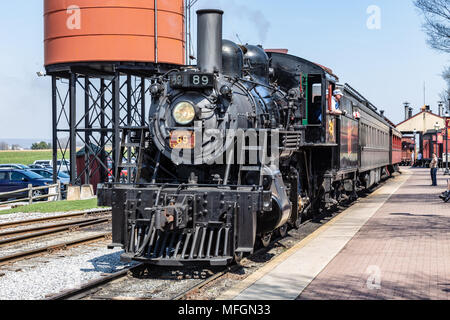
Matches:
[308,81,323,125]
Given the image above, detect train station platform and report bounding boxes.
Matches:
[219,168,450,300]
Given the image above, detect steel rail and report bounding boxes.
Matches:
[172,267,232,300]
[47,263,143,300]
[0,216,109,237]
[0,217,111,246]
[0,209,111,230]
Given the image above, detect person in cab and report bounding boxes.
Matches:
[330,89,343,115]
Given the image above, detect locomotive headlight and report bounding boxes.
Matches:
[172,102,196,125]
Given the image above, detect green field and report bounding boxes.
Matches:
[0,150,69,166]
[0,198,106,215]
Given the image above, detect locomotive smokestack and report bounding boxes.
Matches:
[196,9,223,73]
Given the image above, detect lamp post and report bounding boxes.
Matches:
[434,122,440,169]
[445,111,450,175]
[413,129,417,167]
[434,122,440,153]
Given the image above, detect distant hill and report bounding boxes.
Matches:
[1,139,52,150]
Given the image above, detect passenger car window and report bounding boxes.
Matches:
[0,172,9,180]
[41,171,51,178]
[11,172,25,181]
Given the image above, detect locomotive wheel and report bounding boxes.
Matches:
[276,224,288,237]
[260,233,272,247]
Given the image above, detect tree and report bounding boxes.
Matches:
[31,141,51,150]
[0,141,9,150]
[439,66,450,111]
[414,0,450,53]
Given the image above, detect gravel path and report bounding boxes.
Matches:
[0,244,133,300]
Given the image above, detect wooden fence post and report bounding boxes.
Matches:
[57,181,61,201]
[28,184,33,205]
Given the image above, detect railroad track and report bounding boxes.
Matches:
[0,232,112,267]
[45,177,392,301]
[46,232,288,301]
[0,208,111,231]
[43,210,340,301]
[0,209,112,267]
[0,216,111,246]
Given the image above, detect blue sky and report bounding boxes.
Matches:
[0,1,448,140]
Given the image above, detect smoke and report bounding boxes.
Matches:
[195,0,271,44]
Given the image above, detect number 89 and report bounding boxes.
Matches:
[192,75,209,86]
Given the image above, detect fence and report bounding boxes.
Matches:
[0,181,61,206]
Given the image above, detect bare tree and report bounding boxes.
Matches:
[414,0,450,53]
[440,66,450,110]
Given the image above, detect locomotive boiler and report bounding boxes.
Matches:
[98,9,401,266]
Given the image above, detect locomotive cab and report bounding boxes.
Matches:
[267,51,339,145]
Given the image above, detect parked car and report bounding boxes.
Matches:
[28,164,46,169]
[32,160,70,175]
[33,159,70,168]
[28,168,69,199]
[0,169,53,201]
[28,168,70,184]
[33,160,52,167]
[0,164,30,170]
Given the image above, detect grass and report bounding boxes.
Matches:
[0,198,106,215]
[0,150,69,166]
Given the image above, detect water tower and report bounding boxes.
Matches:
[44,0,187,186]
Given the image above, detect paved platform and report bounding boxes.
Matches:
[219,168,450,300]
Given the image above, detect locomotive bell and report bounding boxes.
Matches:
[197,9,224,73]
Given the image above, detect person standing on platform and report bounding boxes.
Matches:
[418,152,423,167]
[430,153,438,186]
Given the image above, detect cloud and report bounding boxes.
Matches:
[195,0,271,43]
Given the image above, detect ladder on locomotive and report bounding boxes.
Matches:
[115,127,148,183]
[237,129,268,185]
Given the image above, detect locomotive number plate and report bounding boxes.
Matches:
[170,131,195,149]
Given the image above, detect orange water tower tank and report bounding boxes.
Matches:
[44,0,185,67]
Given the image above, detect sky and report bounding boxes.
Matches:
[0,0,448,141]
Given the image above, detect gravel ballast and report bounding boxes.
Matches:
[0,244,132,300]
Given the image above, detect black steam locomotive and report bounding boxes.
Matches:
[98,9,401,266]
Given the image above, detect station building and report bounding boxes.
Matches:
[396,105,450,166]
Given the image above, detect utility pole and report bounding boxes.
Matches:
[445,110,450,175]
[423,82,426,106]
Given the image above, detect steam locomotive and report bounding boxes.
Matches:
[98,9,402,266]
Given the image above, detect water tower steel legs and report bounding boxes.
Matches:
[51,71,148,189]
